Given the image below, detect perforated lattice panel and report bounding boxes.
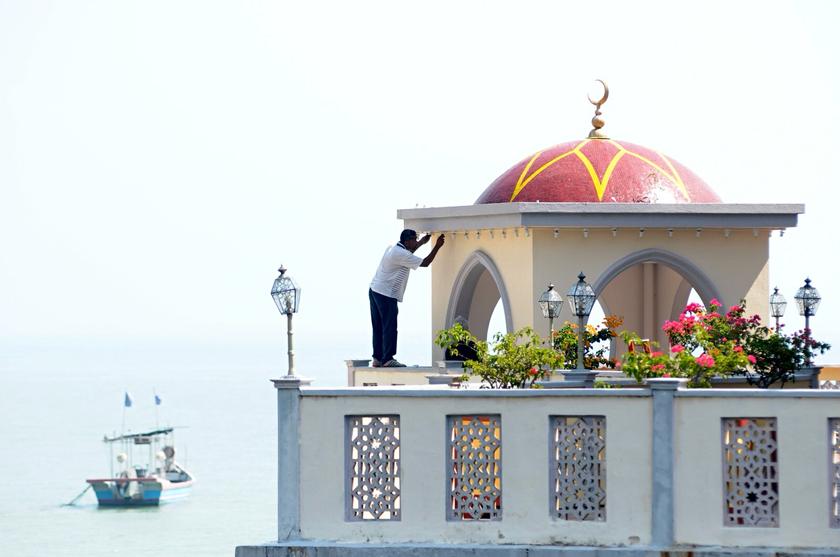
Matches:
[551,416,606,521]
[831,418,840,528]
[346,415,401,521]
[722,418,779,527]
[447,415,502,521]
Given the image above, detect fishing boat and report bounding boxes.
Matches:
[86,427,195,507]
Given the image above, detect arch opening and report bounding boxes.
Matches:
[446,251,513,342]
[592,249,722,360]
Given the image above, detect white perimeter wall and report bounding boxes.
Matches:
[299,392,652,545]
[674,393,840,547]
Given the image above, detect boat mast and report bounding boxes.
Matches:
[109,433,114,478]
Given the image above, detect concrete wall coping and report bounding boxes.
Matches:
[674,388,840,398]
[300,387,651,398]
[236,541,840,556]
[350,365,441,374]
[301,387,840,398]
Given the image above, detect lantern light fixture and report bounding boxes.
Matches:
[794,277,821,366]
[271,265,301,377]
[567,272,597,370]
[538,283,563,345]
[769,286,787,333]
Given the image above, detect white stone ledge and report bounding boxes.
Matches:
[674,388,840,398]
[300,387,651,397]
[351,365,440,374]
[235,542,840,557]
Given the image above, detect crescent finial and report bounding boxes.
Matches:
[587,79,609,107]
[587,79,609,139]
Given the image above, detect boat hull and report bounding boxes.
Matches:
[87,477,194,507]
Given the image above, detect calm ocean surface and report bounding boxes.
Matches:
[0,336,430,557]
[0,365,277,556]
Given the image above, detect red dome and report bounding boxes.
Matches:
[475,139,721,204]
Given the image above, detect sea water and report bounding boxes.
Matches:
[0,366,275,557]
[0,335,430,557]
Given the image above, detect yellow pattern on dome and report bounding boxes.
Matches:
[509,139,691,202]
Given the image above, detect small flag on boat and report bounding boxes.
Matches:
[155,393,162,406]
[124,392,133,408]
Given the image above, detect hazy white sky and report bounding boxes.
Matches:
[2,1,839,381]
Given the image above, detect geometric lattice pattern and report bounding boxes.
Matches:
[447,415,502,521]
[550,416,606,521]
[831,419,840,528]
[722,418,779,527]
[346,415,400,521]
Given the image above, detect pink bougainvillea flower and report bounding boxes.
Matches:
[651,364,665,372]
[695,353,715,368]
[671,345,685,353]
[651,351,663,358]
[662,373,671,378]
[662,320,680,332]
[747,355,757,364]
[709,298,722,307]
[684,303,702,314]
[529,366,539,376]
[733,345,743,353]
[729,305,741,314]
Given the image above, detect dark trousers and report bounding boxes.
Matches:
[369,289,398,363]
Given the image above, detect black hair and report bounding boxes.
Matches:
[399,229,418,243]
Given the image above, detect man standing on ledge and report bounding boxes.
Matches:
[369,229,445,367]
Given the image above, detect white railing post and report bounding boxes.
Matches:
[273,376,310,541]
[647,377,688,548]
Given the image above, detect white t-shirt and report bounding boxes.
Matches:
[369,243,423,302]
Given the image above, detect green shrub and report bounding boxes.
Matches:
[435,325,560,388]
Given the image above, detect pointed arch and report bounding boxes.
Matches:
[445,251,513,340]
[592,248,723,307]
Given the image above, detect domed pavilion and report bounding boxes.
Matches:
[399,84,803,359]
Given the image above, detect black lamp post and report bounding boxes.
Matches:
[769,287,787,333]
[567,272,596,371]
[538,284,563,348]
[271,265,302,377]
[794,278,821,366]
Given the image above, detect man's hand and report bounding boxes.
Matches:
[420,233,445,267]
[419,233,432,245]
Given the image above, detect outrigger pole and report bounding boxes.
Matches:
[62,484,91,507]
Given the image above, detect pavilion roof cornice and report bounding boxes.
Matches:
[398,202,803,232]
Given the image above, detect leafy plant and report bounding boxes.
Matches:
[623,299,831,388]
[552,315,623,369]
[623,299,750,387]
[720,301,831,387]
[621,331,750,388]
[435,325,561,388]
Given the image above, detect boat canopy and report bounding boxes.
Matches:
[103,427,174,443]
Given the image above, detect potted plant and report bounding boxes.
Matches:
[435,325,560,388]
[620,299,830,388]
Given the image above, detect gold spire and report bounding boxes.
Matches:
[587,79,609,139]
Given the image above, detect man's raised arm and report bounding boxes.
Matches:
[420,234,445,267]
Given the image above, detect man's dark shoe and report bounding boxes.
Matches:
[382,359,406,368]
[371,359,382,368]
